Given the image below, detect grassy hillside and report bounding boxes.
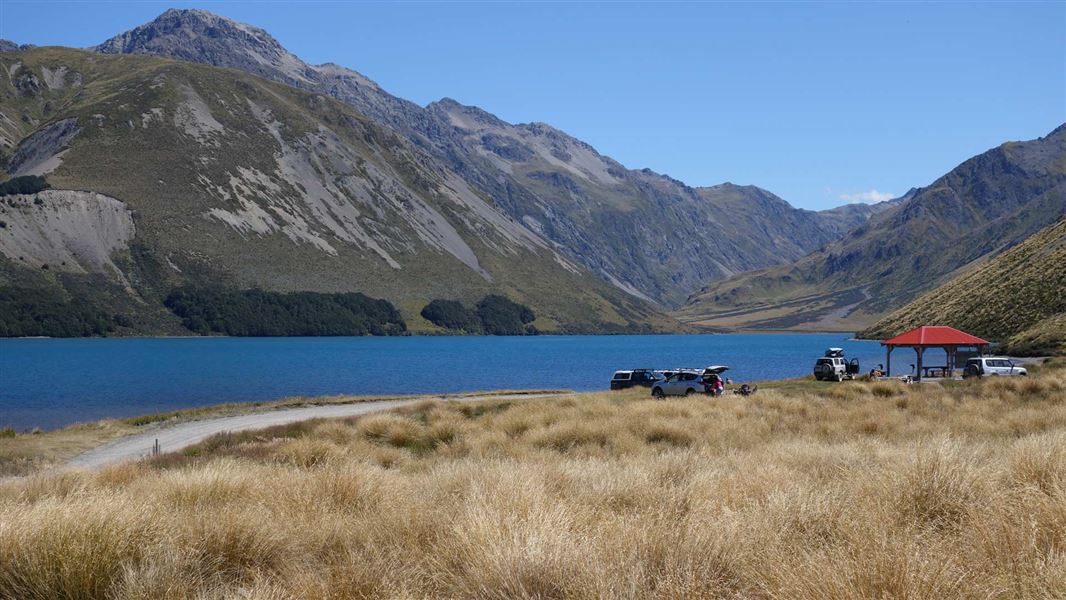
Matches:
[0,47,679,334]
[678,126,1066,331]
[2,364,1065,598]
[861,217,1066,355]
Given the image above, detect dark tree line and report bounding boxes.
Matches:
[421,294,536,335]
[164,288,407,337]
[0,287,117,337]
[0,175,49,197]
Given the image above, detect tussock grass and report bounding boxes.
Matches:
[0,390,564,477]
[2,368,1066,598]
[0,420,135,478]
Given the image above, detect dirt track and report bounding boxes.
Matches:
[66,393,557,470]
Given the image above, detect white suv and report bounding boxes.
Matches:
[963,357,1027,378]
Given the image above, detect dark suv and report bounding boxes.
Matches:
[610,369,660,390]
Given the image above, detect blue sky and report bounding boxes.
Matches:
[2,1,1063,210]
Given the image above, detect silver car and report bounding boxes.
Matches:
[963,357,1028,377]
[651,369,706,397]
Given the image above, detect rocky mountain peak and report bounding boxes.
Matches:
[95,8,314,85]
[97,8,276,51]
[426,98,509,130]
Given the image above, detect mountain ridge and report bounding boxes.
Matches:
[677,125,1066,331]
[89,8,883,307]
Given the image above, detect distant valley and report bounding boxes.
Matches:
[678,125,1066,333]
[860,216,1066,356]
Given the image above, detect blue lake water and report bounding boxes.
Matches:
[0,334,891,430]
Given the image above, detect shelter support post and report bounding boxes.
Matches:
[916,346,925,381]
[886,346,893,377]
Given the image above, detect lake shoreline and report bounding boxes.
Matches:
[4,327,862,341]
[1,333,885,431]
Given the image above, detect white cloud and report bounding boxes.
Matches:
[838,189,895,204]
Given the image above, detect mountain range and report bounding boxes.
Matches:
[0,8,1061,338]
[91,8,885,307]
[0,46,677,333]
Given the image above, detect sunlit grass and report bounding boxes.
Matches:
[0,389,566,477]
[2,364,1065,598]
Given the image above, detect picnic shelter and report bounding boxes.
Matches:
[881,325,990,380]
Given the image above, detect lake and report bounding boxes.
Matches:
[0,334,889,430]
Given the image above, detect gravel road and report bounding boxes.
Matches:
[66,393,556,470]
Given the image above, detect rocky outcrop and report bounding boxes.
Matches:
[8,118,80,176]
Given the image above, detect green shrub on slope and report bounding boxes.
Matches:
[0,176,49,197]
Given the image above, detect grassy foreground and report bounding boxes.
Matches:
[2,366,1065,599]
[0,390,565,477]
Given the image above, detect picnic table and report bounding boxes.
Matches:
[921,366,951,378]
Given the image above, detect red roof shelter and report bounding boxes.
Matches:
[881,326,990,380]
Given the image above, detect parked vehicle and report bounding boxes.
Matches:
[814,348,860,381]
[611,369,660,390]
[702,365,730,378]
[962,357,1027,378]
[651,369,705,397]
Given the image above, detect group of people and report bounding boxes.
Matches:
[702,373,758,397]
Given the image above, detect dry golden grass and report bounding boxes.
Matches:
[0,390,566,477]
[2,368,1065,599]
[0,420,135,478]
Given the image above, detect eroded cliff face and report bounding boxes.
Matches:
[0,190,134,279]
